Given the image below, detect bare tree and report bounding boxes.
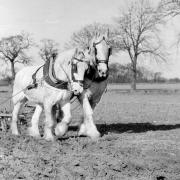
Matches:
[114,0,166,90]
[65,23,115,49]
[39,39,59,61]
[158,0,180,47]
[158,0,180,17]
[0,32,33,80]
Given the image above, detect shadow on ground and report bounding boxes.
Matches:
[96,122,180,135]
[67,122,180,137]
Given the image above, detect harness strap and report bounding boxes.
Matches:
[43,57,68,89]
[27,65,44,90]
[73,57,85,62]
[71,57,86,86]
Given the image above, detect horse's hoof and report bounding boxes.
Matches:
[55,122,68,137]
[78,123,86,136]
[11,124,19,135]
[11,128,19,136]
[88,130,101,141]
[78,124,100,140]
[27,127,41,138]
[43,135,55,141]
[11,131,19,136]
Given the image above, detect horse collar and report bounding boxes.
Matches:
[43,58,69,89]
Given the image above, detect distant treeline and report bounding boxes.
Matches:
[108,63,180,84]
[0,62,180,86]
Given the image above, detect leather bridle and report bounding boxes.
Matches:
[71,55,89,87]
[93,38,112,66]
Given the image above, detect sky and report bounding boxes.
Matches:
[0,0,180,78]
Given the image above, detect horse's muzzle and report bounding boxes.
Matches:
[98,70,108,78]
[71,82,84,95]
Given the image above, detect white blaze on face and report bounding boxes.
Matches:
[71,61,88,95]
[95,40,109,77]
[97,63,108,77]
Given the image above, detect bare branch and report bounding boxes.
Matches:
[38,39,59,61]
[64,22,115,50]
[158,0,180,16]
[113,0,167,89]
[0,32,33,79]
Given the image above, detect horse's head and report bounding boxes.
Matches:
[89,31,112,78]
[70,48,90,95]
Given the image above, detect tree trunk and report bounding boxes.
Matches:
[131,69,137,90]
[10,61,15,81]
[131,57,137,90]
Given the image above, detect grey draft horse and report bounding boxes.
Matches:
[11,48,90,141]
[55,31,112,140]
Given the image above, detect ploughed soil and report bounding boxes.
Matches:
[0,88,180,180]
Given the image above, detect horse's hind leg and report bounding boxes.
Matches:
[43,101,54,141]
[55,102,71,137]
[11,95,27,135]
[28,104,43,138]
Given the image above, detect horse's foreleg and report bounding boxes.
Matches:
[28,104,43,138]
[43,102,54,141]
[55,102,71,137]
[78,95,100,140]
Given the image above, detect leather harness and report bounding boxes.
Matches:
[27,56,84,90]
[43,57,68,89]
[27,39,111,91]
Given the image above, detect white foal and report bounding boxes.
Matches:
[11,48,89,141]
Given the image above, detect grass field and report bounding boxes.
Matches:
[0,83,180,179]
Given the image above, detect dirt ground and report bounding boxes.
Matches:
[0,85,180,180]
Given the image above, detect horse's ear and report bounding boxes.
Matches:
[74,48,81,57]
[95,31,100,38]
[95,31,98,38]
[87,46,91,54]
[74,48,78,55]
[105,29,110,39]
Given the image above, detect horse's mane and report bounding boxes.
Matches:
[56,48,76,64]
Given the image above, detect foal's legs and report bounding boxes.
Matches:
[28,104,43,138]
[55,102,71,137]
[43,101,54,141]
[78,94,100,140]
[11,96,27,135]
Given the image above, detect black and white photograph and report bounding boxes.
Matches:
[0,0,179,179]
